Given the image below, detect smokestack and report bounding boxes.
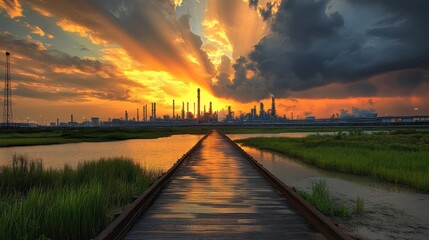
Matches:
[271,96,276,117]
[259,102,264,117]
[173,100,175,120]
[151,103,154,120]
[228,106,232,119]
[153,103,156,121]
[209,102,212,115]
[204,105,206,114]
[125,111,128,121]
[193,102,195,117]
[71,114,74,123]
[181,102,185,119]
[137,108,139,121]
[253,105,256,118]
[197,88,200,118]
[187,102,189,119]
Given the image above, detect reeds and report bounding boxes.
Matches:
[0,155,160,240]
[236,131,429,192]
[297,179,350,218]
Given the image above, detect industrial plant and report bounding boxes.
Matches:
[43,88,429,128]
[1,51,429,128]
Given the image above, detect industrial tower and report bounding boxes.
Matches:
[271,96,276,117]
[197,88,200,118]
[3,52,13,127]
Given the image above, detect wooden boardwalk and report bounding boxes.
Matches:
[124,131,325,239]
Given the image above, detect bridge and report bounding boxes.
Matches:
[97,130,350,240]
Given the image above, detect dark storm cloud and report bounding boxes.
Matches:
[258,1,276,21]
[0,31,141,101]
[212,0,429,102]
[248,0,258,9]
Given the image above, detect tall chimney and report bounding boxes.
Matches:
[260,102,264,117]
[209,102,212,115]
[71,114,74,123]
[197,88,200,118]
[173,100,175,119]
[181,102,185,119]
[137,108,139,121]
[151,103,154,120]
[125,110,128,121]
[187,102,189,119]
[153,103,156,121]
[271,95,276,117]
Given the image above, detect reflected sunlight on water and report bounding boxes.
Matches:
[0,134,203,170]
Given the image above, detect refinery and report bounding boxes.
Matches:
[1,52,429,128]
[4,86,428,129]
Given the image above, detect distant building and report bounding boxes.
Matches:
[91,117,100,126]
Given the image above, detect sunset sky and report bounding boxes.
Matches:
[1,0,428,123]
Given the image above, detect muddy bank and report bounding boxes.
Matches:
[237,144,429,240]
[333,198,428,240]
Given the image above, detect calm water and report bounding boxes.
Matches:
[0,134,203,170]
[0,131,427,239]
[230,134,429,240]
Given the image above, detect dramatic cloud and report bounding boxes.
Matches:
[26,0,214,87]
[0,31,142,101]
[0,0,22,18]
[211,0,429,102]
[23,22,46,37]
[204,0,268,59]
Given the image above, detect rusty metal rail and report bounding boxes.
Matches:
[96,131,210,240]
[217,130,351,240]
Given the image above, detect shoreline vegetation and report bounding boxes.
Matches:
[0,128,209,148]
[1,127,425,148]
[0,155,160,240]
[236,130,429,192]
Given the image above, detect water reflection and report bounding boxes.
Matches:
[0,134,203,170]
[237,144,429,236]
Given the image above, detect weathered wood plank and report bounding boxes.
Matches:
[124,131,325,239]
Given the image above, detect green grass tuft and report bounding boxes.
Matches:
[354,196,365,215]
[236,131,429,192]
[297,179,350,218]
[0,155,160,240]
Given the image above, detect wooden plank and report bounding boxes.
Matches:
[124,131,325,239]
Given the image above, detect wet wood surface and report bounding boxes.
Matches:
[124,131,324,239]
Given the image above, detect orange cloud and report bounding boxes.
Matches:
[57,18,107,45]
[0,0,22,18]
[31,5,52,17]
[23,22,46,37]
[205,0,269,59]
[202,19,233,66]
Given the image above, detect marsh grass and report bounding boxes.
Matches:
[0,128,209,147]
[354,196,365,215]
[0,155,160,240]
[297,179,350,218]
[236,131,429,192]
